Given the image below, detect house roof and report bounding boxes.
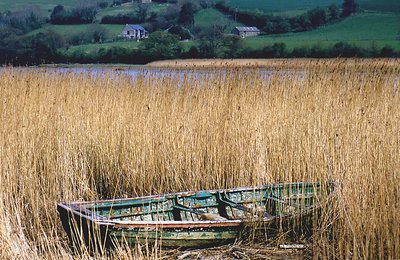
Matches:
[126,24,147,32]
[234,26,260,32]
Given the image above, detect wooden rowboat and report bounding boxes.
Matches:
[57,182,334,249]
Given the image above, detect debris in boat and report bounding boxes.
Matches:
[199,213,227,221]
[279,244,306,249]
[177,251,200,259]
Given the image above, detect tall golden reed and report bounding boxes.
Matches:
[0,59,399,259]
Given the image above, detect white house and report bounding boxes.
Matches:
[120,24,149,40]
[231,26,261,38]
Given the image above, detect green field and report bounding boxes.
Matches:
[0,0,110,12]
[96,3,170,21]
[226,0,400,13]
[358,0,400,12]
[194,8,244,32]
[28,24,126,38]
[96,5,137,20]
[60,40,140,56]
[0,0,169,16]
[226,0,342,13]
[245,12,400,50]
[61,38,193,55]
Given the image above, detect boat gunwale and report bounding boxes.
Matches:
[59,182,321,206]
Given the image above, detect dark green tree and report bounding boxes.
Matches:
[168,25,191,40]
[308,7,328,28]
[327,5,340,22]
[2,6,46,33]
[136,4,149,22]
[216,35,244,58]
[31,30,66,63]
[273,17,291,33]
[262,43,287,58]
[380,46,394,57]
[198,40,215,57]
[70,5,97,24]
[178,3,194,27]
[50,5,67,24]
[195,23,227,57]
[342,0,358,17]
[139,31,182,60]
[87,24,109,43]
[50,4,97,24]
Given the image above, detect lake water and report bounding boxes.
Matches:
[1,66,398,92]
[29,66,309,88]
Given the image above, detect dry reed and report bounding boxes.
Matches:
[0,59,399,259]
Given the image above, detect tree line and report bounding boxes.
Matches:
[0,29,398,66]
[50,2,111,24]
[215,0,358,34]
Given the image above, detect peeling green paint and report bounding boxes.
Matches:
[58,182,335,248]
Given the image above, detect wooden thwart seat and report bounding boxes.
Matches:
[172,203,227,221]
[216,193,273,219]
[172,192,294,221]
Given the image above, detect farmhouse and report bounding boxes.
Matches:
[231,27,261,38]
[120,24,148,40]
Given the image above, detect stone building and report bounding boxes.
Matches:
[120,24,148,40]
[231,27,261,38]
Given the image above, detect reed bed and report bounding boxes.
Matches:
[0,59,399,259]
[147,58,400,70]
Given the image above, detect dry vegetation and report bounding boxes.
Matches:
[0,59,399,259]
[147,58,400,70]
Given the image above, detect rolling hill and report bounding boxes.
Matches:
[194,8,244,32]
[0,0,83,12]
[226,0,400,14]
[226,0,342,14]
[244,12,400,50]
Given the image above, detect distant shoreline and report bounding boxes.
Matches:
[146,59,291,68]
[24,58,400,70]
[146,58,400,69]
[37,63,145,69]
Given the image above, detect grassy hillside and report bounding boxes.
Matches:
[96,3,170,21]
[96,5,137,20]
[245,12,400,50]
[60,41,140,56]
[226,0,400,13]
[194,8,244,32]
[28,24,125,38]
[358,0,400,12]
[226,0,342,14]
[0,0,168,20]
[0,0,84,12]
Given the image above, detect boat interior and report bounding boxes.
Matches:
[81,185,318,222]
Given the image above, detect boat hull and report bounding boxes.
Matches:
[57,182,333,249]
[110,225,241,248]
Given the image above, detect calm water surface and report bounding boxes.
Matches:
[1,66,398,91]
